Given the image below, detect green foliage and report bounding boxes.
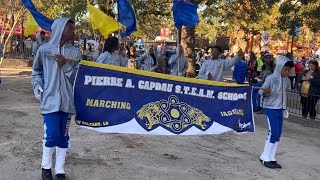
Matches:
[33,0,88,22]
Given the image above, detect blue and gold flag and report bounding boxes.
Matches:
[173,0,199,28]
[118,0,137,36]
[22,0,53,31]
[74,61,254,135]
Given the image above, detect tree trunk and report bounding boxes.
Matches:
[291,34,295,53]
[181,26,196,77]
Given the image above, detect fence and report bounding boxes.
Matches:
[3,48,33,60]
[287,90,320,120]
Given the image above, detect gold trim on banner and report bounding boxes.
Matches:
[80,61,247,87]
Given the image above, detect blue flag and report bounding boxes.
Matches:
[173,0,199,28]
[118,0,137,36]
[22,0,54,31]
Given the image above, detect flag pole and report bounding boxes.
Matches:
[117,0,120,38]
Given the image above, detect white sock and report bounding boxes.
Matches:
[55,147,68,174]
[41,146,54,169]
[260,141,273,162]
[270,142,279,161]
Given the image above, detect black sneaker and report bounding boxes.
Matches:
[56,174,66,180]
[260,159,276,169]
[271,161,282,168]
[42,168,52,180]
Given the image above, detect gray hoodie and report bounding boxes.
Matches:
[32,18,81,114]
[32,32,45,55]
[259,56,291,109]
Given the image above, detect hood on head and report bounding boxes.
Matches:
[49,18,72,45]
[35,32,43,44]
[176,45,184,55]
[274,56,291,76]
[146,47,154,55]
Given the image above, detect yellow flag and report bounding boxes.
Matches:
[24,12,39,37]
[87,0,124,37]
[133,22,143,38]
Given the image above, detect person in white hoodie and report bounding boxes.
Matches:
[96,36,126,67]
[198,45,242,81]
[168,45,188,77]
[258,56,294,169]
[138,47,157,72]
[32,30,46,57]
[32,18,80,180]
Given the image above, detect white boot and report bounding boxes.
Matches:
[55,147,68,174]
[260,141,273,162]
[41,146,54,169]
[270,142,279,161]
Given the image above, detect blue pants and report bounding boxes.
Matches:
[264,109,283,143]
[43,111,71,148]
[252,83,262,109]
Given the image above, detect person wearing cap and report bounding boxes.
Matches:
[198,45,243,82]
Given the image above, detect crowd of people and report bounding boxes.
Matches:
[27,15,320,178]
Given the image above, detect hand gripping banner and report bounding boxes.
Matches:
[74,61,255,135]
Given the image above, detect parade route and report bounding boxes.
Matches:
[0,68,320,180]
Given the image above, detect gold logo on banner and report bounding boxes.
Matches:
[137,95,211,133]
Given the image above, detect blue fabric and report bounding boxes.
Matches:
[233,60,248,84]
[43,111,71,148]
[264,108,283,143]
[74,62,255,134]
[173,0,199,28]
[118,0,137,36]
[22,0,54,31]
[252,83,262,109]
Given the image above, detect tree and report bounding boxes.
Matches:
[33,0,88,22]
[0,0,27,65]
[131,0,173,40]
[180,0,202,77]
[204,0,280,52]
[278,0,320,52]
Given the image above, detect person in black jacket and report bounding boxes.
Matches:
[300,60,320,119]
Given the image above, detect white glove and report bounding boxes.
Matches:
[178,72,183,76]
[34,86,43,101]
[283,110,289,118]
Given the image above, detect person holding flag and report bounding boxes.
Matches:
[168,45,188,77]
[97,36,127,67]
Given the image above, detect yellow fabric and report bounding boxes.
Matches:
[132,11,143,37]
[80,61,245,87]
[301,81,310,97]
[24,12,39,37]
[256,59,263,72]
[132,22,143,37]
[87,0,124,37]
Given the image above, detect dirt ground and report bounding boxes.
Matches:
[0,68,320,180]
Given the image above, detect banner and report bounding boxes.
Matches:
[74,61,254,135]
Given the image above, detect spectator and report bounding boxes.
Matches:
[233,52,247,84]
[300,60,320,119]
[295,60,304,90]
